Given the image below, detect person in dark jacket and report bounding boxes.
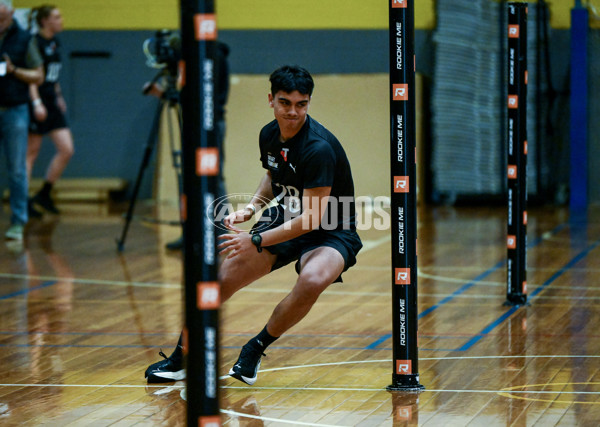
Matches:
[0,0,43,241]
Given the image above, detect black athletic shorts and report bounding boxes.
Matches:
[250,206,363,283]
[29,95,68,135]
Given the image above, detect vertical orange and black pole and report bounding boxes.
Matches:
[388,0,424,392]
[180,0,221,425]
[506,2,528,307]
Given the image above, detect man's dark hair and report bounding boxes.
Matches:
[269,65,314,97]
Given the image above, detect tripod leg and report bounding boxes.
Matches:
[117,101,163,251]
[167,103,184,208]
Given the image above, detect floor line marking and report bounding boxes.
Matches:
[416,223,566,321]
[0,273,178,289]
[359,235,391,253]
[221,409,347,427]
[458,238,600,351]
[0,281,57,300]
[218,355,600,380]
[0,384,596,396]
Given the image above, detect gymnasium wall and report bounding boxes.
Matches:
[13,0,586,30]
[6,1,599,204]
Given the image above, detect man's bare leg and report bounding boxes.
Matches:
[229,246,344,385]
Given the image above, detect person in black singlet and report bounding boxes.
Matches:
[26,5,73,216]
[145,65,362,386]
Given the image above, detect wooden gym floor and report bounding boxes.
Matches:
[0,202,599,426]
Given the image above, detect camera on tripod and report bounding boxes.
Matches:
[143,29,181,76]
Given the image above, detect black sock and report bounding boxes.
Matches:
[39,181,53,198]
[170,334,183,361]
[249,325,279,352]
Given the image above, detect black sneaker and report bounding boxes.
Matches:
[32,193,60,214]
[165,236,183,250]
[145,348,185,383]
[228,343,265,385]
[28,200,43,219]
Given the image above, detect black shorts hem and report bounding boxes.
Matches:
[251,207,362,283]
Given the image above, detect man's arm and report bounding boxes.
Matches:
[247,171,275,212]
[260,185,331,247]
[222,171,275,230]
[29,83,47,121]
[218,184,331,259]
[3,54,43,85]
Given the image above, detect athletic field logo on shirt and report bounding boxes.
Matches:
[392,0,407,8]
[196,147,219,176]
[396,359,412,374]
[267,154,279,170]
[195,14,217,41]
[394,176,409,193]
[393,84,408,101]
[395,268,410,285]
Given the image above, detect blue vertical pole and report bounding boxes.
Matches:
[569,2,588,211]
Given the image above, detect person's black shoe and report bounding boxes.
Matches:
[165,235,183,250]
[28,200,43,219]
[228,343,265,385]
[145,348,185,383]
[32,193,60,214]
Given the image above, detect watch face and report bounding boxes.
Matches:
[252,234,261,246]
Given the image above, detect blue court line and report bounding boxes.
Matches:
[456,237,600,352]
[528,239,600,299]
[365,333,393,350]
[417,260,505,319]
[363,223,569,350]
[0,281,57,300]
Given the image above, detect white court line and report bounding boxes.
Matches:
[221,409,347,427]
[3,356,598,390]
[359,235,391,253]
[219,355,600,380]
[0,383,596,396]
[0,273,179,289]
[1,354,598,427]
[221,386,600,395]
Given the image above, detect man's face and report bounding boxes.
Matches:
[269,90,310,140]
[0,6,13,34]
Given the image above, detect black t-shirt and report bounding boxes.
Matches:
[259,115,357,231]
[35,34,61,98]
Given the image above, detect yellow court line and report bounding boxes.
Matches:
[499,382,600,405]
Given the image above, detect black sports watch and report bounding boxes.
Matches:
[251,233,263,253]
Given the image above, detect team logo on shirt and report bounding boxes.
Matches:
[267,154,279,169]
[281,148,289,161]
[45,43,56,56]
